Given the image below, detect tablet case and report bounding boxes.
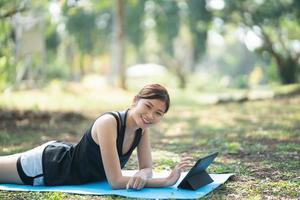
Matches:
[177,170,213,190]
[177,152,218,190]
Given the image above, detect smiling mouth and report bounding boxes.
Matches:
[141,116,151,125]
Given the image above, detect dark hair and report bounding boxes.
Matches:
[135,84,170,113]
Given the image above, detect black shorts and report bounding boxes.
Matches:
[17,141,56,185]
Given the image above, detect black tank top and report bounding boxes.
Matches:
[42,110,143,186]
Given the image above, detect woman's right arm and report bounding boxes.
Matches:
[92,114,131,189]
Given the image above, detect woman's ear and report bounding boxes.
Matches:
[131,95,138,107]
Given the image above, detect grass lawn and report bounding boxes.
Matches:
[0,83,299,200]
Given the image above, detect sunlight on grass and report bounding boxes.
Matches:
[262,159,300,171]
[275,143,300,152]
[1,79,300,199]
[0,81,132,114]
[258,180,299,198]
[152,150,179,170]
[164,121,189,137]
[225,142,243,153]
[243,143,268,154]
[0,131,39,147]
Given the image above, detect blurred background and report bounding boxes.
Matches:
[0,0,300,113]
[1,1,300,199]
[1,0,299,91]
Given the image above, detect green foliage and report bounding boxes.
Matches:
[45,24,60,53]
[66,9,97,55]
[267,59,281,84]
[0,16,15,90]
[64,2,112,56]
[155,1,180,56]
[1,0,299,90]
[0,0,27,18]
[187,0,212,65]
[124,0,146,53]
[45,62,69,80]
[221,0,300,84]
[214,39,259,88]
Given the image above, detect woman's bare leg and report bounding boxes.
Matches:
[0,154,23,184]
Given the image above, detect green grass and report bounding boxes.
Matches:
[0,81,300,199]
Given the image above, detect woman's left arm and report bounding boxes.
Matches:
[137,128,153,176]
[126,129,193,190]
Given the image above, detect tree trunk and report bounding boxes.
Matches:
[111,0,126,89]
[167,59,187,89]
[178,72,187,89]
[260,28,299,84]
[79,52,85,78]
[276,57,298,84]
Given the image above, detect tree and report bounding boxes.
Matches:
[0,0,28,19]
[63,1,113,80]
[124,0,146,62]
[221,0,300,84]
[154,0,211,88]
[0,0,28,89]
[187,0,212,72]
[111,0,126,89]
[0,0,50,89]
[155,1,180,57]
[65,8,98,77]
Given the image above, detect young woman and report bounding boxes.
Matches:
[0,84,192,190]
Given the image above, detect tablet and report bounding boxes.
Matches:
[177,152,218,190]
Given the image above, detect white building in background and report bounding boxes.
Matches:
[11,11,46,84]
[126,63,168,78]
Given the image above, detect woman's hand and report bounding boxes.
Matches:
[126,169,150,190]
[165,156,194,186]
[126,157,193,189]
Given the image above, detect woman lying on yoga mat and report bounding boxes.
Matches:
[0,83,192,190]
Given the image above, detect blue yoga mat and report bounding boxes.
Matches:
[0,170,233,199]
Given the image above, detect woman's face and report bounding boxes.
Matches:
[132,98,166,129]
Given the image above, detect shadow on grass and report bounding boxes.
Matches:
[1,94,300,199]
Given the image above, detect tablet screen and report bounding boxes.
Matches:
[185,152,218,178]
